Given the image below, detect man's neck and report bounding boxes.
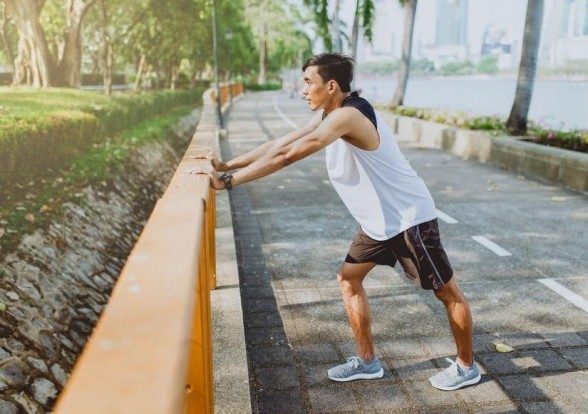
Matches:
[323,91,351,116]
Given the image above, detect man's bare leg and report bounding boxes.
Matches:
[337,261,377,361]
[434,278,474,366]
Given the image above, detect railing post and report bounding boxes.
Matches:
[206,187,217,289]
[185,199,214,414]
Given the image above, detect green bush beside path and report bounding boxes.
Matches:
[0,87,203,192]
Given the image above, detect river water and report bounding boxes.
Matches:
[354,76,588,130]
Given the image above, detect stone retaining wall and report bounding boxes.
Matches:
[382,112,588,192]
[0,110,199,413]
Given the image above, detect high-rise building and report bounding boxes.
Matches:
[435,0,468,46]
[542,0,588,66]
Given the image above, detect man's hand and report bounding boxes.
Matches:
[189,152,226,171]
[186,163,225,190]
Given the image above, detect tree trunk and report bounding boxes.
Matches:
[170,64,177,91]
[12,36,30,85]
[332,0,342,53]
[506,0,544,135]
[4,0,54,87]
[134,54,146,91]
[98,0,112,95]
[57,0,96,87]
[257,0,267,84]
[350,0,360,60]
[350,0,360,90]
[0,4,16,79]
[104,44,112,95]
[390,0,417,108]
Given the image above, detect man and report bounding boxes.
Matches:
[188,53,480,391]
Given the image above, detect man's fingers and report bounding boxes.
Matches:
[189,151,214,160]
[186,167,212,175]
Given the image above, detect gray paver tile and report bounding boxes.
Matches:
[470,401,519,413]
[455,377,510,404]
[421,336,456,358]
[521,400,570,414]
[284,289,323,306]
[300,362,333,387]
[308,385,360,413]
[541,371,588,405]
[256,365,301,389]
[540,332,587,348]
[294,343,340,363]
[496,375,556,401]
[378,338,429,359]
[473,334,503,354]
[247,327,288,346]
[495,333,549,350]
[250,345,293,366]
[354,382,412,412]
[245,311,284,328]
[388,357,438,381]
[517,349,574,372]
[244,298,279,313]
[559,347,588,369]
[256,389,307,414]
[477,353,526,375]
[336,340,360,358]
[403,379,462,408]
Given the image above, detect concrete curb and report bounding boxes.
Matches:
[211,189,251,414]
[210,91,252,413]
[383,113,588,192]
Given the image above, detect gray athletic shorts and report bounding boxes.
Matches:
[345,218,453,290]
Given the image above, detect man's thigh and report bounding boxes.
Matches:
[338,261,377,284]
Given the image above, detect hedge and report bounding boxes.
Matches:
[0,89,203,194]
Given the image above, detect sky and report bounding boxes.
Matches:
[300,0,564,59]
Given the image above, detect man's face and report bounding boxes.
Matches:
[302,65,331,111]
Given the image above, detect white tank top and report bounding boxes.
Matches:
[325,110,437,240]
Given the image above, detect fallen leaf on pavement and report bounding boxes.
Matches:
[494,343,514,353]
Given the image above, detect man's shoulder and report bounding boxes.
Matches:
[340,93,377,129]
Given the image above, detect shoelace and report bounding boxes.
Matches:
[345,356,362,370]
[444,357,464,376]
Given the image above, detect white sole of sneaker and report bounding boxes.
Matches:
[328,368,384,382]
[429,372,481,391]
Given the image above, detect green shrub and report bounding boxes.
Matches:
[466,116,505,131]
[0,88,203,195]
[245,81,282,91]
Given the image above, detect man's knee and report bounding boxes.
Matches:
[434,278,464,304]
[337,268,361,291]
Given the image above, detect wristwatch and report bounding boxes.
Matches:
[220,172,233,190]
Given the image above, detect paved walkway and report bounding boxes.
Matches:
[221,91,588,413]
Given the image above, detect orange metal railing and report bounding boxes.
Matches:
[54,83,241,413]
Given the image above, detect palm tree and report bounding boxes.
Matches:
[350,0,375,60]
[303,0,332,51]
[506,0,545,134]
[390,0,417,108]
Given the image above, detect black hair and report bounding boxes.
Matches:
[302,53,354,93]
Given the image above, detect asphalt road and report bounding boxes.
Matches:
[222,90,588,414]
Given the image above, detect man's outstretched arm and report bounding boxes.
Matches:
[227,108,352,187]
[199,110,324,171]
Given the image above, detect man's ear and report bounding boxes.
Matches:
[327,80,338,94]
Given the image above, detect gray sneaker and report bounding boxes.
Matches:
[429,358,481,391]
[327,356,384,382]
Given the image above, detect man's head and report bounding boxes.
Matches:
[301,53,354,111]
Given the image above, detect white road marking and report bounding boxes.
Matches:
[436,209,458,224]
[471,235,512,256]
[272,97,299,130]
[538,278,588,313]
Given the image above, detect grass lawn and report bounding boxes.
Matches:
[0,103,196,251]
